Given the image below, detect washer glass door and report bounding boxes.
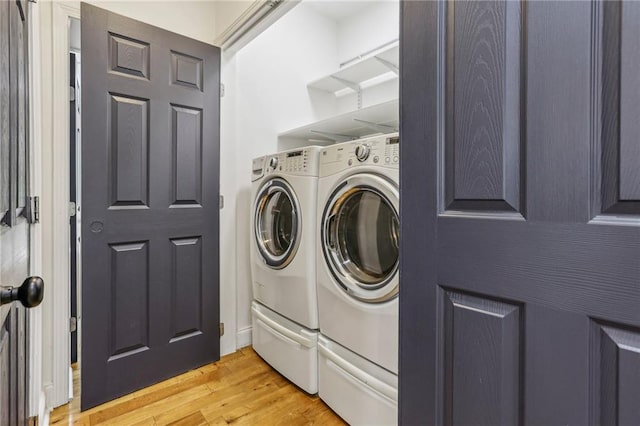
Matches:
[323,173,399,302]
[254,178,300,269]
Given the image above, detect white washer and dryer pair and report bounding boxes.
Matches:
[249,146,321,394]
[316,133,400,425]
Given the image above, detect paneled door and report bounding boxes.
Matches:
[400,1,640,424]
[81,4,220,409]
[1,0,31,424]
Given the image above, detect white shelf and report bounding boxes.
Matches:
[278,99,399,146]
[307,42,399,95]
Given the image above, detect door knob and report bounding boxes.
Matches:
[0,276,44,308]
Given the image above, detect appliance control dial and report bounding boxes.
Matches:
[269,157,279,169]
[355,144,370,162]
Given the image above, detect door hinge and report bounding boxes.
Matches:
[219,322,225,337]
[69,201,76,217]
[70,317,77,333]
[26,196,39,224]
[219,195,224,210]
[220,83,225,98]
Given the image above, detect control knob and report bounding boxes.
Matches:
[355,144,370,162]
[269,157,279,169]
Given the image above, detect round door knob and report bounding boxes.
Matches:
[17,277,44,308]
[0,276,44,308]
[269,157,279,169]
[355,144,370,162]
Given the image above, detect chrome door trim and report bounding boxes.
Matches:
[321,173,399,303]
[253,177,301,269]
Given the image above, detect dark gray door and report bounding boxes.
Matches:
[400,1,640,424]
[0,0,30,424]
[81,4,220,410]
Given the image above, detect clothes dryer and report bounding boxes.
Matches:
[316,134,400,421]
[316,134,399,372]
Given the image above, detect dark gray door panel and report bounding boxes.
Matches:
[400,1,640,424]
[81,4,220,410]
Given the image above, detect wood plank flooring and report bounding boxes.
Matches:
[50,347,345,425]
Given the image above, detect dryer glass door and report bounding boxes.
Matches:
[323,173,399,302]
[254,178,300,269]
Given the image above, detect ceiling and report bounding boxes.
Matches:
[305,0,394,22]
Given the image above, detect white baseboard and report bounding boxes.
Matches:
[43,383,53,411]
[236,326,252,349]
[68,366,73,399]
[38,390,49,426]
[40,411,50,426]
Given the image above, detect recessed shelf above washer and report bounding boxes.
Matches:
[307,42,399,96]
[278,99,399,148]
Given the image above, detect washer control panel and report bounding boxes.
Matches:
[355,144,371,162]
[319,133,399,176]
[383,135,400,166]
[261,146,321,177]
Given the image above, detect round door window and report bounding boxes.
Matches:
[254,178,300,269]
[323,174,399,302]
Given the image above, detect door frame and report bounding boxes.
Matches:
[37,0,79,412]
[26,0,44,420]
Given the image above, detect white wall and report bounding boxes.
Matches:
[335,1,399,113]
[336,1,399,64]
[85,0,219,44]
[227,2,339,339]
[219,53,240,355]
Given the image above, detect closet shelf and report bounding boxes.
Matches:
[307,42,399,95]
[278,99,399,144]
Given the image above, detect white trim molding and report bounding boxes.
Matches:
[27,0,43,419]
[39,0,80,411]
[236,326,253,349]
[216,0,300,54]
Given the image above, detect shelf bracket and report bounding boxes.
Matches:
[330,76,361,93]
[353,118,398,133]
[310,130,354,143]
[330,76,363,109]
[374,56,399,75]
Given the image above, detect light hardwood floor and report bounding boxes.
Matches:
[50,347,345,425]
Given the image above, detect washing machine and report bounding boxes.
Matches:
[316,133,399,424]
[250,146,321,394]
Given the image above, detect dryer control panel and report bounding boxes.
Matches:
[319,133,399,177]
[251,156,266,182]
[261,146,321,177]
